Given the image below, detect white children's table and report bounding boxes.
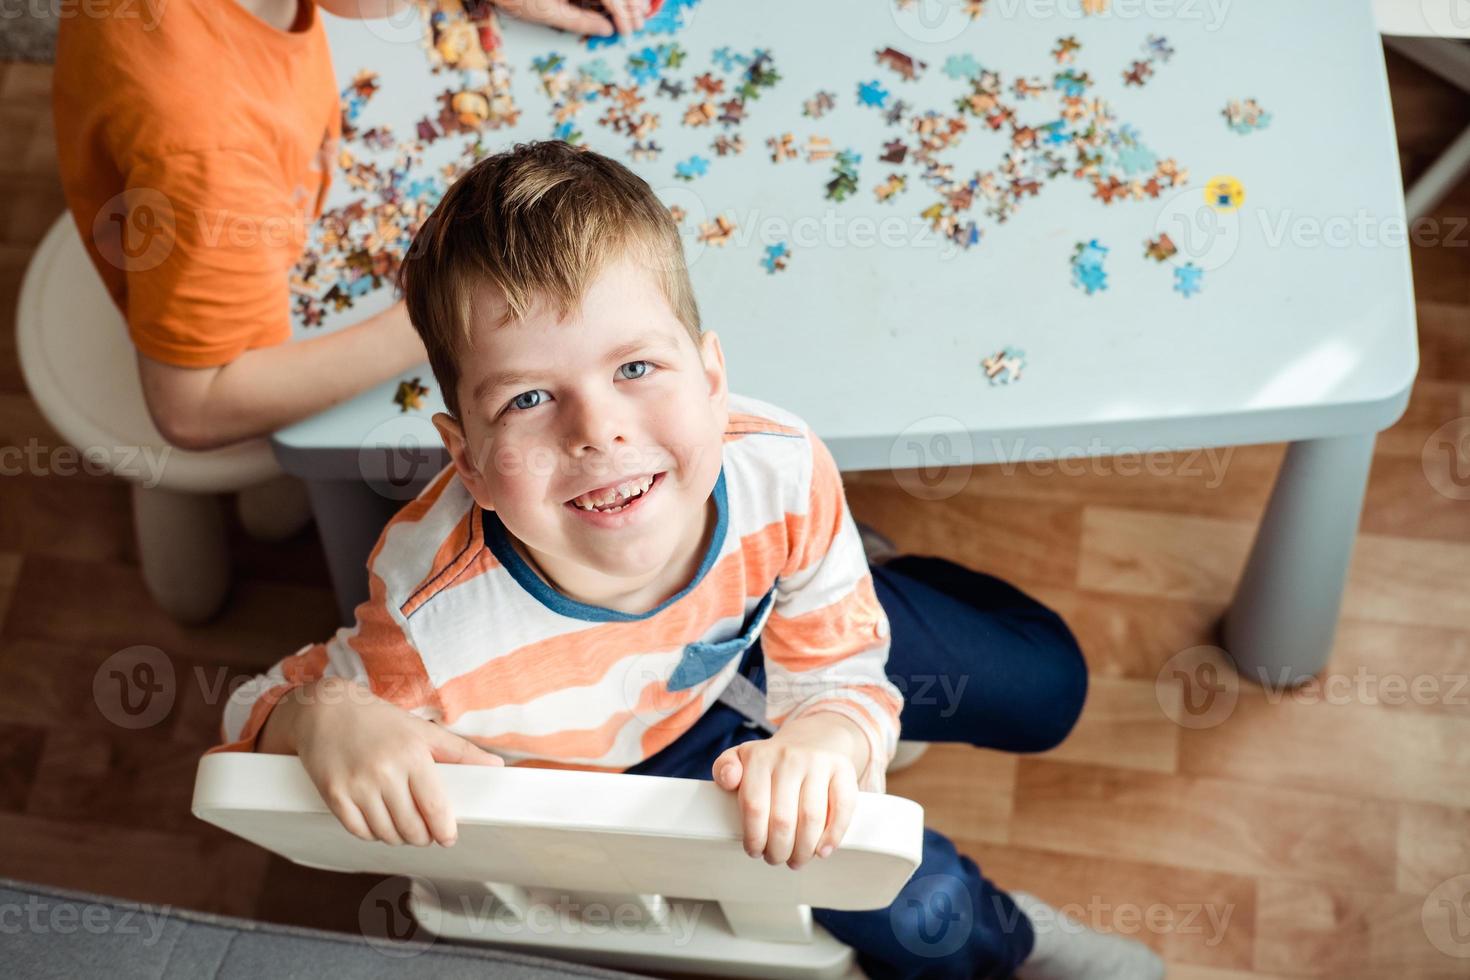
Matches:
[276,0,1416,686]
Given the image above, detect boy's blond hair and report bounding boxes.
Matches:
[399,140,702,419]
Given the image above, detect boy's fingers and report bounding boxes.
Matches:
[816,768,857,859]
[328,792,373,842]
[358,793,404,846]
[598,0,637,35]
[499,0,614,36]
[763,762,803,865]
[408,767,458,846]
[787,771,830,870]
[383,780,433,847]
[737,753,773,857]
[712,746,743,789]
[427,724,504,766]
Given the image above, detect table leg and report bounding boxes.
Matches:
[1222,432,1376,688]
[303,479,408,626]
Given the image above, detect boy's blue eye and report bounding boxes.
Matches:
[619,360,654,380]
[509,389,549,412]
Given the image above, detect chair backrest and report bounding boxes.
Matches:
[193,753,924,931]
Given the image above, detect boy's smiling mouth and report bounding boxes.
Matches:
[564,471,667,525]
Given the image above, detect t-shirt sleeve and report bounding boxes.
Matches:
[205,570,429,755]
[119,149,298,368]
[759,429,905,794]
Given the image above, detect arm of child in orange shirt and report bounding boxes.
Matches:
[138,300,426,451]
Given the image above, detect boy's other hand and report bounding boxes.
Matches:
[292,678,504,848]
[491,0,649,38]
[710,713,869,870]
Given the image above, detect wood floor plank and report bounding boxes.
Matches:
[1397,801,1470,896]
[962,840,1258,972]
[0,550,20,628]
[884,743,1016,847]
[1254,877,1466,978]
[0,553,340,669]
[0,811,270,919]
[1178,687,1470,810]
[1079,506,1470,631]
[846,483,1083,591]
[1011,759,1398,893]
[1035,674,1181,774]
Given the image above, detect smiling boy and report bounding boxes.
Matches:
[208,141,1163,978]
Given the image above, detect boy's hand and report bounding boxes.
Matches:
[492,0,650,38]
[710,712,870,870]
[283,677,505,848]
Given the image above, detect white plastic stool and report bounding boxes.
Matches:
[17,215,307,623]
[193,753,925,980]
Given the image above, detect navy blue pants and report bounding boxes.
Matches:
[625,556,1089,979]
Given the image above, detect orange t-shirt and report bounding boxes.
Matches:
[53,0,340,368]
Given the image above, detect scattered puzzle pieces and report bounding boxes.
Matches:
[1222,98,1271,134]
[394,377,431,413]
[1070,239,1109,295]
[876,47,927,81]
[825,148,861,202]
[1144,234,1177,262]
[981,347,1025,385]
[674,153,709,180]
[802,90,836,118]
[875,173,908,202]
[698,214,736,246]
[857,79,890,108]
[1173,262,1204,298]
[761,241,791,273]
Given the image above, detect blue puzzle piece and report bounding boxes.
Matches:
[857,79,890,108]
[761,241,789,273]
[943,53,981,80]
[580,57,613,84]
[1174,262,1204,297]
[674,154,709,180]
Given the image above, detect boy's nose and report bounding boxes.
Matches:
[563,395,626,457]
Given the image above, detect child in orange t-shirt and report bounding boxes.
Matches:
[52,0,651,451]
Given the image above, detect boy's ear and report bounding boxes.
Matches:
[432,411,495,511]
[698,330,729,415]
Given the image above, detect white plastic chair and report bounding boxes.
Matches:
[16,216,309,623]
[192,752,925,980]
[1375,0,1470,219]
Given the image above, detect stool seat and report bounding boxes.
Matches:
[17,216,280,494]
[16,215,309,622]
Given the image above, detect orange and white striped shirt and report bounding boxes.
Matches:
[208,395,904,791]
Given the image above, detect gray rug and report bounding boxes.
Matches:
[0,3,57,62]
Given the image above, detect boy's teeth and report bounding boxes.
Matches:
[572,474,654,510]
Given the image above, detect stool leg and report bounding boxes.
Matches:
[132,484,230,624]
[237,474,313,543]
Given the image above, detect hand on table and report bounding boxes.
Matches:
[282,677,506,847]
[491,0,653,38]
[710,712,871,870]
